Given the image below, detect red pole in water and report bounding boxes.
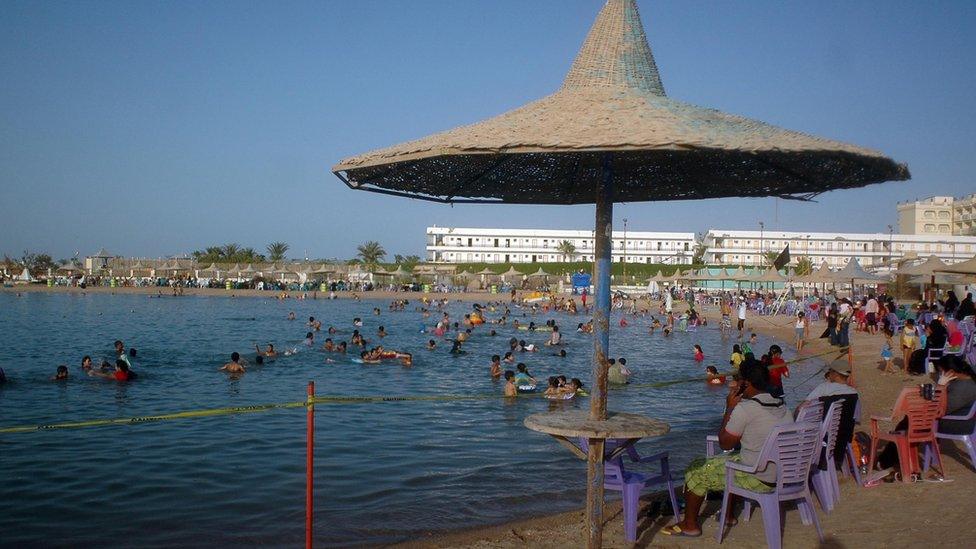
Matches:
[306,381,314,549]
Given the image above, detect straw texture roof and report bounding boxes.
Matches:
[829,258,882,283]
[333,0,909,205]
[895,255,949,277]
[936,255,976,275]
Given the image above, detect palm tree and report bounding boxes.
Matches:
[556,240,577,262]
[222,243,241,260]
[794,256,813,276]
[691,232,708,265]
[267,241,289,262]
[357,241,386,268]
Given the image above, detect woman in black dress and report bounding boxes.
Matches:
[908,319,948,375]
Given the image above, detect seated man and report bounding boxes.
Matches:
[664,360,790,538]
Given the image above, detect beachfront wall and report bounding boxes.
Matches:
[703,229,976,271]
[426,227,696,265]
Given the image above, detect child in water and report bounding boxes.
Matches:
[426,339,437,350]
[490,355,502,378]
[693,345,704,362]
[449,340,466,355]
[503,371,517,397]
[544,376,562,398]
[705,366,726,385]
[52,365,69,380]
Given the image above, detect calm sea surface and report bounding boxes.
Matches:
[0,293,824,547]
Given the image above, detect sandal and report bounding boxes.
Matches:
[661,524,702,538]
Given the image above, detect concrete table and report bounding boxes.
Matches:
[525,410,670,544]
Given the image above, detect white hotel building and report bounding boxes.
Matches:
[702,229,976,269]
[426,227,697,265]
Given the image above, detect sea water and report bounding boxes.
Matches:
[0,293,825,547]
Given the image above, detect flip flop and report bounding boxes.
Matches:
[661,525,702,538]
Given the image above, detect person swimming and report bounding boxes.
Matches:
[353,317,363,327]
[308,316,321,331]
[449,340,466,355]
[503,351,515,363]
[426,339,437,350]
[546,326,562,346]
[52,365,69,381]
[256,343,277,358]
[378,326,388,338]
[514,363,536,391]
[693,344,704,362]
[552,349,567,358]
[490,355,502,378]
[503,371,517,397]
[220,352,246,374]
[305,332,315,346]
[544,376,562,398]
[705,365,726,385]
[81,355,94,375]
[323,338,335,352]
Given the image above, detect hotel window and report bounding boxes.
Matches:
[924,211,935,219]
[924,224,936,233]
[938,211,950,219]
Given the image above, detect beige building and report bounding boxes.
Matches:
[897,194,976,236]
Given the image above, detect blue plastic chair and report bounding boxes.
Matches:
[579,438,680,543]
[809,402,843,512]
[716,421,824,549]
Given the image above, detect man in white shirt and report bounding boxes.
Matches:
[736,297,748,334]
[865,294,880,334]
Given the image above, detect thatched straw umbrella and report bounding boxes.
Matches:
[500,265,524,283]
[936,255,976,276]
[331,1,908,545]
[896,255,949,302]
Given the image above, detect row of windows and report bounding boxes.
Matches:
[430,252,692,264]
[433,236,690,251]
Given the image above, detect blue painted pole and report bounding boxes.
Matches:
[586,153,613,549]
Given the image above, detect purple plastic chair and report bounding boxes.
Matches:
[809,402,843,512]
[579,438,680,543]
[923,400,976,472]
[716,421,824,549]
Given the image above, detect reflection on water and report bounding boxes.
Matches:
[0,293,822,547]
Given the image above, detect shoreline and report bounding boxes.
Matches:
[6,285,975,547]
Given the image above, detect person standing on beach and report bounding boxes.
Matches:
[736,297,747,336]
[865,294,879,335]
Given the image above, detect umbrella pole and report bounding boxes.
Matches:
[585,154,613,549]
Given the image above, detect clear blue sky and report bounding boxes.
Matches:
[1,0,974,261]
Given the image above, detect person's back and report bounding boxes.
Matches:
[608,363,629,385]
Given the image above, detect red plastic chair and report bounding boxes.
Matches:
[868,387,946,482]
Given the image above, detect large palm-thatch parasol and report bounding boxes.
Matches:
[936,255,976,276]
[331,1,909,546]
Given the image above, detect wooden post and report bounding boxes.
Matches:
[306,381,315,549]
[586,153,614,549]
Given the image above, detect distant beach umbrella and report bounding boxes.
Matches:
[331,1,909,545]
[936,255,976,276]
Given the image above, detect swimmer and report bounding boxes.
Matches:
[93,359,133,381]
[336,342,347,354]
[308,316,321,331]
[489,329,497,336]
[456,329,471,342]
[559,378,584,398]
[353,317,363,327]
[305,332,315,346]
[514,363,536,387]
[288,312,296,320]
[255,343,278,358]
[544,376,562,398]
[449,340,466,355]
[399,352,413,366]
[663,326,672,337]
[378,326,388,338]
[81,355,94,375]
[426,339,436,350]
[545,326,562,346]
[503,371,518,397]
[705,366,726,385]
[693,344,704,362]
[520,340,537,353]
[490,355,502,378]
[360,351,381,364]
[551,349,567,358]
[503,351,515,364]
[52,365,69,381]
[323,339,335,352]
[220,352,246,373]
[328,326,337,335]
[619,317,629,327]
[114,340,131,368]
